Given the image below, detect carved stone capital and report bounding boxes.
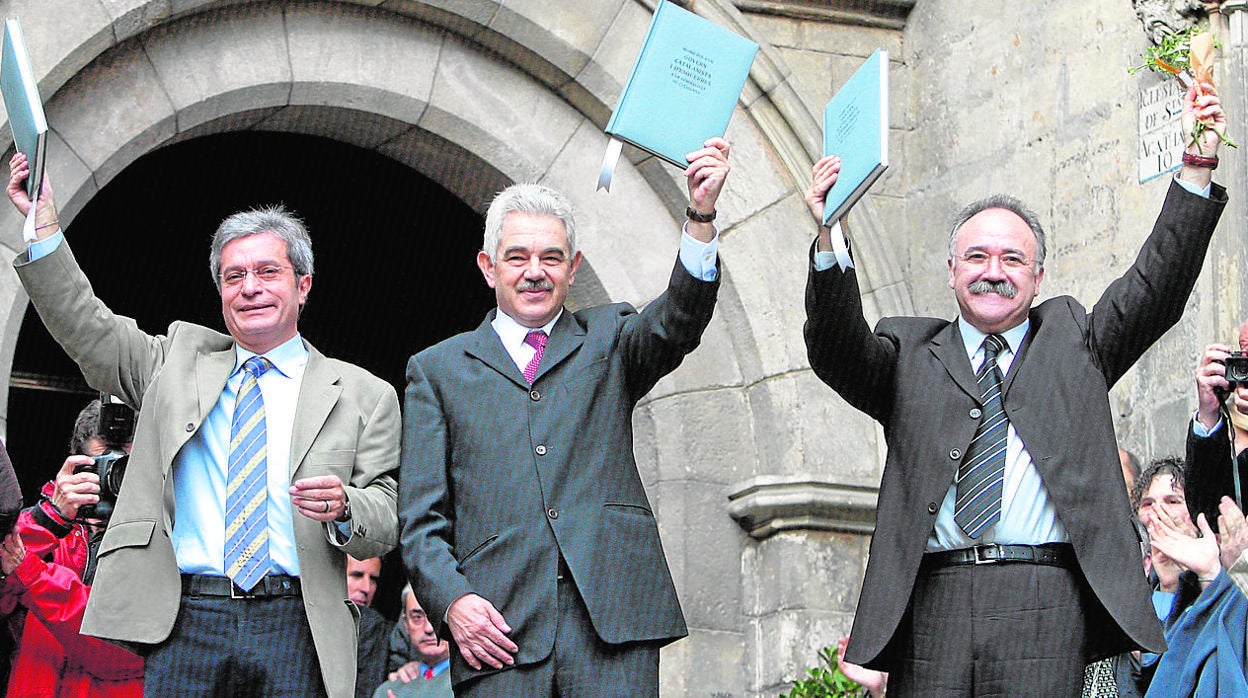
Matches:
[1133,0,1215,45]
[726,475,878,539]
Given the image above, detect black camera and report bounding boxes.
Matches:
[1227,351,1248,388]
[71,395,134,520]
[73,450,128,520]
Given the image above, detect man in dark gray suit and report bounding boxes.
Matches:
[400,139,731,696]
[804,84,1228,697]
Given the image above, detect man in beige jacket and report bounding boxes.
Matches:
[6,154,400,697]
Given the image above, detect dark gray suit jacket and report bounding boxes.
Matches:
[805,181,1227,670]
[399,258,718,684]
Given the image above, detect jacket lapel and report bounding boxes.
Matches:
[531,310,585,384]
[290,341,342,476]
[1001,319,1035,395]
[930,320,980,401]
[189,348,238,474]
[464,311,529,389]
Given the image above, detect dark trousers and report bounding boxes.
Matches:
[454,576,660,698]
[889,561,1090,698]
[143,594,326,697]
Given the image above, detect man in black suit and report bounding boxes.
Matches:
[804,84,1228,696]
[400,139,731,696]
[1185,318,1248,531]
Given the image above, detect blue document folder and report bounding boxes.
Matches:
[605,0,758,168]
[822,49,889,224]
[1,18,47,201]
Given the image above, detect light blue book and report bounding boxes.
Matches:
[823,49,889,224]
[2,18,47,202]
[605,0,758,168]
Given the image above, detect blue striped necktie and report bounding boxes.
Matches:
[955,334,1008,538]
[226,355,273,592]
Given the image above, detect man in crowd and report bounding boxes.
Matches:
[803,82,1228,696]
[351,555,392,698]
[400,138,731,696]
[372,584,452,698]
[6,154,401,697]
[1186,316,1248,529]
[0,401,141,696]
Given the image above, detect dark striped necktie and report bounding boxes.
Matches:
[955,334,1008,538]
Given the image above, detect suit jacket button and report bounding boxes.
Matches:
[949,448,961,460]
[185,422,195,432]
[928,502,939,515]
[547,508,559,520]
[530,389,541,401]
[969,408,982,419]
[535,445,547,456]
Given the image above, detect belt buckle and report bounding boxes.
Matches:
[230,581,257,600]
[973,544,1001,565]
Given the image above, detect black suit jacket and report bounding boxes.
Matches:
[805,181,1226,670]
[399,258,718,685]
[1185,418,1248,531]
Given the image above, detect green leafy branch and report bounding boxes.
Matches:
[1130,24,1237,151]
[781,646,864,698]
[1129,24,1204,76]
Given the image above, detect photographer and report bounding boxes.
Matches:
[0,399,142,697]
[1187,319,1248,533]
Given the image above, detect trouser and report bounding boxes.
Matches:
[454,574,660,698]
[888,557,1090,697]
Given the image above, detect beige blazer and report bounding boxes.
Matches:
[14,241,400,698]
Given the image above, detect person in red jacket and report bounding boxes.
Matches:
[0,399,142,697]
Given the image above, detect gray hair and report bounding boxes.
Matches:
[947,194,1047,270]
[401,583,414,606]
[481,183,577,262]
[209,205,314,289]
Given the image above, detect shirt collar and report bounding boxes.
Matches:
[491,308,561,350]
[956,318,1029,361]
[232,333,308,379]
[419,658,451,677]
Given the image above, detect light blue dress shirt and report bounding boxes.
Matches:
[172,334,308,575]
[926,320,1070,550]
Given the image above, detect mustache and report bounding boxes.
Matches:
[968,279,1018,298]
[517,279,554,292]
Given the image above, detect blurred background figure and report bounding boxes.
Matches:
[350,555,390,698]
[372,584,451,698]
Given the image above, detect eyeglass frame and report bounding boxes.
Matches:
[950,250,1036,271]
[219,265,295,287]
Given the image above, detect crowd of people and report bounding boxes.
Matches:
[0,49,1234,698]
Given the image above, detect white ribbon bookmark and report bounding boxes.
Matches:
[596,137,624,192]
[828,219,854,270]
[21,205,36,242]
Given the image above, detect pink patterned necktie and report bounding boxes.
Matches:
[523,330,547,384]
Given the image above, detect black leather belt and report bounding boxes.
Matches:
[181,573,301,599]
[921,543,1075,570]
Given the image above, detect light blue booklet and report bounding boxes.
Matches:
[599,0,757,188]
[822,49,889,224]
[1,17,47,240]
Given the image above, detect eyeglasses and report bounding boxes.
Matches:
[402,611,429,623]
[220,265,292,287]
[953,251,1033,270]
